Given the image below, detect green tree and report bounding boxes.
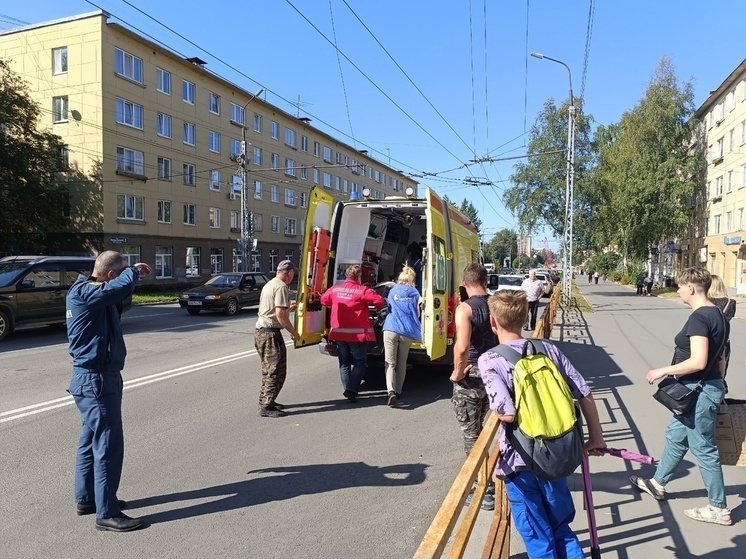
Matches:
[483,228,517,265]
[0,59,69,253]
[457,198,482,233]
[594,58,701,269]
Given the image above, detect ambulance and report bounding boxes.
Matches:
[294,186,481,366]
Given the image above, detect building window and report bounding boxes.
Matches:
[313,141,320,157]
[253,213,263,232]
[183,122,196,146]
[729,128,735,152]
[157,157,172,180]
[301,135,308,152]
[209,92,220,115]
[726,211,732,232]
[184,204,196,226]
[120,246,140,266]
[58,146,69,171]
[343,179,348,193]
[714,214,721,234]
[230,103,244,125]
[285,188,296,206]
[271,121,279,139]
[285,159,296,177]
[271,215,280,233]
[183,163,196,186]
[117,194,144,220]
[336,152,342,165]
[116,146,144,175]
[253,113,262,133]
[116,98,144,129]
[335,176,340,190]
[157,200,172,223]
[156,113,171,138]
[271,184,279,203]
[208,131,221,153]
[186,247,200,276]
[741,164,746,189]
[300,167,308,181]
[313,169,320,184]
[728,170,733,193]
[115,48,142,83]
[209,169,221,191]
[209,207,221,228]
[285,128,296,147]
[155,246,173,278]
[716,138,724,158]
[285,218,297,236]
[183,80,196,104]
[254,181,262,199]
[715,176,723,197]
[52,96,68,123]
[156,68,170,94]
[738,208,744,231]
[251,250,262,272]
[210,248,224,274]
[52,47,67,75]
[231,139,242,157]
[271,153,279,169]
[232,175,242,195]
[284,249,294,262]
[323,172,332,188]
[253,147,262,166]
[374,170,381,183]
[351,183,359,194]
[741,121,746,145]
[323,146,332,163]
[231,211,239,229]
[300,192,308,208]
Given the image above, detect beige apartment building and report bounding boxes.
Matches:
[0,11,416,284]
[683,59,746,293]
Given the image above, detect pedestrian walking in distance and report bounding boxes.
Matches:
[521,269,544,332]
[255,260,300,418]
[382,266,422,406]
[320,264,385,403]
[66,251,151,532]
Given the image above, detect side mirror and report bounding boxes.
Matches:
[19,279,35,290]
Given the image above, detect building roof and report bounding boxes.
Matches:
[695,58,746,118]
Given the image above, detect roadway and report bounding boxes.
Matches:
[0,305,468,559]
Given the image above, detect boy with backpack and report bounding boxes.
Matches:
[478,290,605,558]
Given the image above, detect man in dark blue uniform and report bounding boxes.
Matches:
[66,251,150,532]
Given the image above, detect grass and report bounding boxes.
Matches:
[132,291,180,305]
[566,280,594,313]
[653,287,679,298]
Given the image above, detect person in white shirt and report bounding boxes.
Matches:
[521,269,545,331]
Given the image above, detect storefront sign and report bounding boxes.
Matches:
[724,235,742,245]
[699,247,708,263]
[110,237,128,244]
[681,244,689,251]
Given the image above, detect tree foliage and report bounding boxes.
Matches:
[482,228,517,265]
[457,198,482,233]
[0,59,69,253]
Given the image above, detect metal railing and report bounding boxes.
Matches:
[414,285,562,558]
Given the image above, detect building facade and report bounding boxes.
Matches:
[0,11,417,284]
[684,59,746,293]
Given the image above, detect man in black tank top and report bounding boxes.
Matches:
[450,264,498,510]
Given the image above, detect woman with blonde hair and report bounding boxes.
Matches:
[708,274,736,382]
[382,266,422,406]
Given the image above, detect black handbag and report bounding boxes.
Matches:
[653,309,727,416]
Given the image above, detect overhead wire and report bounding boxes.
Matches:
[580,0,595,99]
[523,0,530,146]
[327,0,356,148]
[467,0,477,157]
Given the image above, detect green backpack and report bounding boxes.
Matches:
[494,339,583,480]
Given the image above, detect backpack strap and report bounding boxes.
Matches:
[492,344,523,367]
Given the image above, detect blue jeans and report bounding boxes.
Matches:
[68,372,125,519]
[654,379,726,508]
[337,341,368,393]
[505,471,583,559]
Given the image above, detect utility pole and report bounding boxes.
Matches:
[237,88,264,272]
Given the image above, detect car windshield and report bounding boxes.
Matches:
[499,276,523,287]
[0,263,29,288]
[205,274,241,287]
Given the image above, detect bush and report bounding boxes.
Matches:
[610,271,623,282]
[620,274,633,285]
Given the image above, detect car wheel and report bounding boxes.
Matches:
[224,298,239,316]
[0,309,12,341]
[187,308,201,315]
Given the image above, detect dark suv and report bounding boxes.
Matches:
[0,255,131,341]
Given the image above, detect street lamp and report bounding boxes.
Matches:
[239,87,265,272]
[530,52,575,305]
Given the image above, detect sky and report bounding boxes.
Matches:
[2,1,744,249]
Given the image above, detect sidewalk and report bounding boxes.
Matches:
[463,280,746,558]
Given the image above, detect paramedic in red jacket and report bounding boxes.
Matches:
[320,264,385,403]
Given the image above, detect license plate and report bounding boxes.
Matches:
[187,301,202,306]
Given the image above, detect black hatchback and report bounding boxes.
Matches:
[179,272,269,315]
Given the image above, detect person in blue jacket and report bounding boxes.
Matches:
[66,251,151,532]
[382,266,422,406]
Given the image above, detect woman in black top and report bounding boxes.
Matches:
[630,268,731,526]
[708,274,736,380]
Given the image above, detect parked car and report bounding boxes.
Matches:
[179,272,269,315]
[532,271,554,297]
[0,255,131,341]
[487,274,525,295]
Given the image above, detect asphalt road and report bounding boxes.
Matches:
[0,305,467,559]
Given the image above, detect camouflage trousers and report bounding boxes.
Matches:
[255,329,287,408]
[452,375,490,456]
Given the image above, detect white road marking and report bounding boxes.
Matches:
[0,340,292,424]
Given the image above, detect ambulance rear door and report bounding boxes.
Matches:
[294,187,338,348]
[422,187,449,361]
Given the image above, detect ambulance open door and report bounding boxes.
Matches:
[422,188,449,361]
[294,187,336,348]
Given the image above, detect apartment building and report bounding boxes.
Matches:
[0,11,417,284]
[685,59,746,293]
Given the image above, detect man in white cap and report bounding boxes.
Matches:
[255,260,299,417]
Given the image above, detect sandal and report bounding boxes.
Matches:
[629,476,665,501]
[684,505,732,526]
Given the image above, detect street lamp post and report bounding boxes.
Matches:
[530,52,575,305]
[238,88,265,272]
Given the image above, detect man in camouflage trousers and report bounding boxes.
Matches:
[449,264,498,510]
